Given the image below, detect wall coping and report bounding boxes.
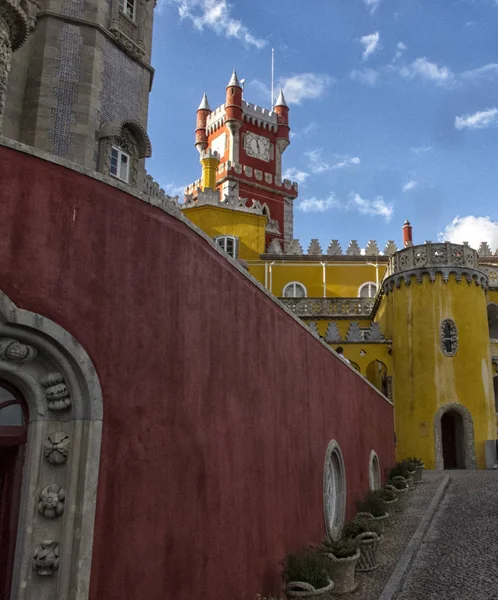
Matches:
[0,136,394,408]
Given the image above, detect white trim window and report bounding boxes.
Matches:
[369,450,381,491]
[282,282,307,298]
[358,282,377,298]
[323,440,346,540]
[214,235,238,259]
[110,146,130,183]
[119,0,136,20]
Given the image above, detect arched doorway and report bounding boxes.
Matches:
[441,410,465,469]
[0,381,28,600]
[434,404,476,470]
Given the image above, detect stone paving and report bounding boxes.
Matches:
[348,471,444,600]
[397,470,498,600]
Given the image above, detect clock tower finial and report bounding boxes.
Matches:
[227,69,242,88]
[225,70,243,164]
[195,93,211,154]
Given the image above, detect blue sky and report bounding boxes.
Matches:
[148,0,498,252]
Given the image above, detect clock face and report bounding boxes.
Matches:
[246,132,270,162]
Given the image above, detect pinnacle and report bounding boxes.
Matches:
[274,89,288,108]
[198,93,211,111]
[227,69,242,88]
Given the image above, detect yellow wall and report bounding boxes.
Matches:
[183,205,267,261]
[249,262,387,298]
[385,273,496,469]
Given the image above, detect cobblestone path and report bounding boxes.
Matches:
[397,471,498,600]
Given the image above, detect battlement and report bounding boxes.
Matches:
[265,238,398,257]
[206,104,226,135]
[242,100,278,131]
[216,161,298,194]
[180,187,267,217]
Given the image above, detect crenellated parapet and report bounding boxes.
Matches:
[383,242,488,292]
[181,188,268,217]
[304,320,389,342]
[242,100,278,131]
[216,161,299,195]
[265,238,399,257]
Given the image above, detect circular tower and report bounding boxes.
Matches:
[383,241,495,469]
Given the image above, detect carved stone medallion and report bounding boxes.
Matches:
[0,337,37,362]
[40,372,72,411]
[38,484,65,518]
[44,432,70,464]
[32,541,60,576]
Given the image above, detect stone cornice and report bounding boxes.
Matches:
[35,11,155,79]
[383,266,488,293]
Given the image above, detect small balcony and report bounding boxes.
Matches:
[279,297,375,319]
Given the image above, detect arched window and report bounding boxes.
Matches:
[323,440,346,540]
[214,235,238,259]
[282,282,307,298]
[440,319,458,357]
[358,282,377,298]
[487,304,498,340]
[119,0,136,20]
[369,450,381,491]
[0,381,28,600]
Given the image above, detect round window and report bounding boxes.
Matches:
[323,440,346,540]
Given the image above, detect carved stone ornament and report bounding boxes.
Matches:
[440,319,458,357]
[32,541,60,576]
[0,337,37,362]
[44,432,70,464]
[38,484,65,518]
[40,372,72,411]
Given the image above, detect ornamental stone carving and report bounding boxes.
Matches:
[440,319,458,357]
[0,0,29,132]
[0,337,37,362]
[33,541,60,576]
[38,484,65,518]
[383,242,488,293]
[41,372,72,411]
[281,297,374,319]
[44,432,70,464]
[325,322,341,343]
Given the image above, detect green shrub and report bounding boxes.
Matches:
[400,459,416,472]
[388,462,411,480]
[381,487,397,502]
[389,478,408,490]
[281,547,329,589]
[357,491,387,517]
[321,536,358,558]
[343,518,381,539]
[405,456,423,466]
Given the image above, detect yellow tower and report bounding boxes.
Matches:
[382,241,496,469]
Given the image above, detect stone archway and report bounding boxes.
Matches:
[0,290,102,600]
[434,403,476,470]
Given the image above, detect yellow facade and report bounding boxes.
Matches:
[182,196,498,470]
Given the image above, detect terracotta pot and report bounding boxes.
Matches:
[356,511,390,535]
[354,532,382,572]
[285,579,334,598]
[326,549,360,594]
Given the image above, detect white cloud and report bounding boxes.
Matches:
[403,180,418,192]
[167,0,266,48]
[290,122,317,139]
[461,63,498,81]
[360,32,380,60]
[298,195,338,212]
[332,156,361,169]
[411,146,432,154]
[349,193,394,222]
[305,149,331,174]
[350,68,379,86]
[164,183,186,197]
[278,73,334,105]
[455,108,498,130]
[393,41,407,62]
[400,57,454,84]
[283,168,309,184]
[364,0,382,14]
[439,216,498,251]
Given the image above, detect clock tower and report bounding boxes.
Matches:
[189,70,299,249]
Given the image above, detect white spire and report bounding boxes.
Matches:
[227,69,241,88]
[274,89,288,108]
[198,93,211,111]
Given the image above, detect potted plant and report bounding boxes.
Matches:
[343,519,382,572]
[281,547,334,598]
[388,463,413,488]
[321,537,360,593]
[386,479,408,511]
[400,459,416,485]
[356,491,390,534]
[380,487,398,525]
[405,456,424,483]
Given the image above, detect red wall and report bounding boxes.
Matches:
[0,145,395,600]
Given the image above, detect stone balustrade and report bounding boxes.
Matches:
[280,297,375,319]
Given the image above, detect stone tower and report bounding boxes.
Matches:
[381,242,495,469]
[2,0,155,187]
